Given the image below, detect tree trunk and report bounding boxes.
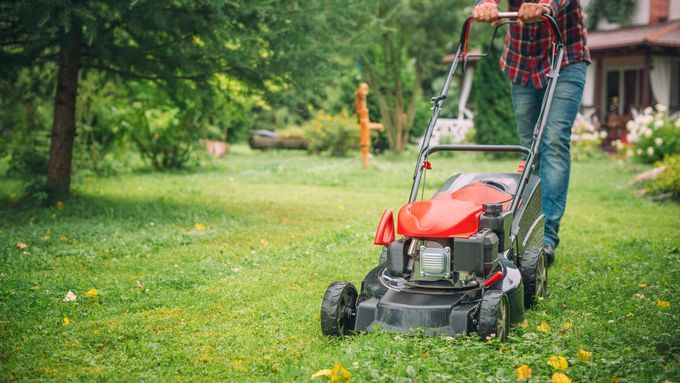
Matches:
[47,25,82,202]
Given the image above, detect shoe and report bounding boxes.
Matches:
[544,245,555,266]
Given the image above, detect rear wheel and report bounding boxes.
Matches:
[479,291,510,342]
[520,248,548,308]
[320,282,358,336]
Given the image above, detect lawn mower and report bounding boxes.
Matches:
[320,12,564,341]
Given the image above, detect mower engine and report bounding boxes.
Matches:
[386,229,500,287]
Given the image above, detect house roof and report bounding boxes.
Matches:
[588,20,680,51]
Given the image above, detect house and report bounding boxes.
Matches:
[581,0,680,143]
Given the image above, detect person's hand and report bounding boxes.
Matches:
[517,3,551,28]
[473,3,501,27]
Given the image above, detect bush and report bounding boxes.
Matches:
[617,105,680,163]
[471,45,517,154]
[647,154,680,200]
[302,111,359,157]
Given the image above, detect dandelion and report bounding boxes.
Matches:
[655,137,664,146]
[548,356,569,370]
[577,348,592,363]
[560,323,572,333]
[647,147,655,156]
[551,372,572,383]
[515,364,532,379]
[312,363,350,382]
[639,283,647,288]
[194,223,206,231]
[85,288,99,297]
[657,300,671,309]
[537,322,550,333]
[63,317,70,326]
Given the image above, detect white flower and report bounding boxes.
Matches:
[643,128,653,138]
[636,148,643,155]
[654,119,664,128]
[644,107,654,115]
[647,147,655,156]
[676,118,680,128]
[655,137,663,146]
[626,149,634,158]
[600,131,608,139]
[655,104,668,113]
[626,120,635,130]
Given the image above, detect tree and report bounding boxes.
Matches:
[471,45,517,150]
[357,0,466,153]
[586,0,636,29]
[0,0,368,201]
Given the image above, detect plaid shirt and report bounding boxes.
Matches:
[477,0,590,88]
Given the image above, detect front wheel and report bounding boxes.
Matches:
[478,291,510,342]
[320,282,357,336]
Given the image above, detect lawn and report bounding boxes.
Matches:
[1,148,678,382]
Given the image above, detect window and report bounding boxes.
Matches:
[604,68,644,116]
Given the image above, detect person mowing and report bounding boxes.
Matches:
[473,0,590,265]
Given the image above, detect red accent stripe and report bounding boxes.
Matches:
[483,271,504,288]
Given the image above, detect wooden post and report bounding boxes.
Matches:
[355,83,383,168]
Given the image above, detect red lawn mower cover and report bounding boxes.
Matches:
[397,182,512,238]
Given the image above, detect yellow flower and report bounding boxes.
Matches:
[330,363,351,382]
[537,322,550,333]
[577,348,592,363]
[311,363,351,382]
[519,320,528,329]
[551,372,572,383]
[560,322,572,333]
[626,311,635,318]
[56,201,64,209]
[634,293,644,300]
[657,300,670,309]
[638,283,647,288]
[515,364,532,379]
[194,223,206,231]
[84,288,99,297]
[62,317,70,326]
[547,356,569,370]
[59,236,68,242]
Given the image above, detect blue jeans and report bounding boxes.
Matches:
[511,61,587,249]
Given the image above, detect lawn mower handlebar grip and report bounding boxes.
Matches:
[462,12,564,47]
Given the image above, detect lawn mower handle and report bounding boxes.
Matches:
[409,11,566,218]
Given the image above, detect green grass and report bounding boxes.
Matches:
[1,148,678,382]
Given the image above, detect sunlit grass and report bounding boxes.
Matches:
[1,148,678,382]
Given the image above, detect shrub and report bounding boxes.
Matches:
[647,154,680,200]
[302,111,359,157]
[471,45,517,154]
[617,105,680,164]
